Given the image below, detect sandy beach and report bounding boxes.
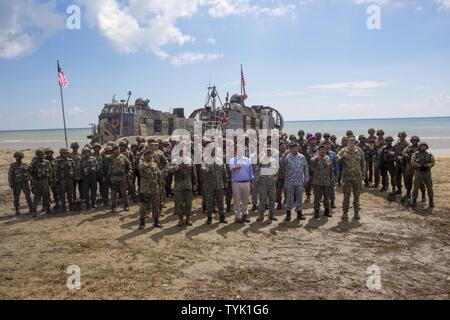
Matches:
[0,149,449,300]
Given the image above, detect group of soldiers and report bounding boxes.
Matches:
[8,128,435,230]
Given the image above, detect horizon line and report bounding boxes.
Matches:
[0,115,449,133]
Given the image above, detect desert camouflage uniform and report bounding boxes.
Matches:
[139,160,161,225]
[109,153,131,211]
[29,151,52,215]
[170,157,197,223]
[202,162,228,222]
[257,156,279,220]
[411,148,435,202]
[79,154,99,208]
[44,151,59,205]
[55,155,76,210]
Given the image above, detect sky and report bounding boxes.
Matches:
[0,0,450,130]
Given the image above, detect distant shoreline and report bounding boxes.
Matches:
[1,115,450,132]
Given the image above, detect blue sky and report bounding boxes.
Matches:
[0,0,450,130]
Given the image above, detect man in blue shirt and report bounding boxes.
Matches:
[229,145,254,223]
[281,142,309,221]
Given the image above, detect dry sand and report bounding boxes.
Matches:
[0,149,449,300]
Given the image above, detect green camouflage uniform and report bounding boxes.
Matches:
[154,149,168,210]
[202,162,228,220]
[71,151,82,201]
[379,144,397,191]
[394,138,409,193]
[45,153,59,205]
[55,156,76,210]
[373,137,386,188]
[257,157,278,219]
[402,142,425,198]
[170,157,197,219]
[357,141,373,187]
[337,147,366,215]
[411,150,435,200]
[8,158,32,213]
[79,155,99,208]
[310,154,332,212]
[109,154,131,210]
[29,155,52,214]
[139,160,161,224]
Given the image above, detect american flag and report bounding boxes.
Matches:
[241,65,247,98]
[57,61,68,88]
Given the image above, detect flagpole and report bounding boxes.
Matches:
[240,64,243,107]
[58,60,68,148]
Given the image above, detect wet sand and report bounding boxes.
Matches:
[0,149,449,299]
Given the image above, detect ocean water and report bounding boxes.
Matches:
[1,117,450,153]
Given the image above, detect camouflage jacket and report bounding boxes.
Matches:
[411,151,435,171]
[139,160,160,194]
[8,162,30,186]
[45,156,58,183]
[373,138,386,159]
[366,134,377,145]
[202,162,228,190]
[154,150,168,173]
[257,156,279,186]
[337,147,366,182]
[357,142,374,161]
[109,154,131,181]
[394,140,409,163]
[55,158,77,180]
[379,145,397,168]
[93,152,103,178]
[402,143,420,165]
[79,156,99,179]
[101,155,112,180]
[29,158,52,180]
[170,157,197,191]
[310,155,333,186]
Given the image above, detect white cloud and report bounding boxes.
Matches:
[206,37,216,45]
[307,81,386,96]
[436,0,450,10]
[69,106,83,115]
[0,0,65,58]
[171,52,223,66]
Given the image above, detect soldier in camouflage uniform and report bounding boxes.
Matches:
[29,148,52,216]
[401,136,426,204]
[373,130,386,189]
[44,148,59,206]
[79,147,99,209]
[202,148,229,225]
[92,143,103,205]
[394,131,409,195]
[297,130,308,154]
[379,136,397,192]
[109,145,131,213]
[276,142,287,210]
[8,151,33,215]
[148,139,169,212]
[70,142,82,202]
[170,148,198,227]
[411,142,435,209]
[256,148,279,222]
[138,150,162,230]
[330,135,339,153]
[311,144,333,218]
[119,141,137,203]
[305,136,318,202]
[100,146,113,207]
[55,148,76,212]
[357,135,373,188]
[366,129,377,187]
[337,137,366,220]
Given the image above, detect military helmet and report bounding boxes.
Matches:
[347,136,356,142]
[411,135,420,142]
[119,141,128,147]
[398,131,407,138]
[358,135,367,141]
[70,142,80,149]
[298,129,305,135]
[35,148,45,155]
[139,142,147,148]
[376,129,385,136]
[385,136,394,142]
[44,148,54,154]
[346,130,354,136]
[82,147,91,153]
[59,148,69,154]
[93,143,101,149]
[330,135,337,140]
[323,132,331,138]
[419,141,429,149]
[368,128,376,134]
[14,151,24,158]
[104,146,113,152]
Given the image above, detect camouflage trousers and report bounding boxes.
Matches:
[276,178,285,205]
[58,178,74,209]
[395,162,405,191]
[251,179,259,206]
[342,180,362,213]
[404,164,425,196]
[139,193,160,222]
[373,157,381,187]
[381,165,397,190]
[32,179,50,211]
[225,183,233,209]
[127,174,137,202]
[413,171,433,199]
[72,179,82,201]
[81,176,97,207]
[12,181,32,210]
[100,178,110,205]
[174,189,193,218]
[366,157,374,185]
[110,177,128,209]
[314,185,330,211]
[205,188,225,217]
[49,181,59,204]
[258,183,276,217]
[305,171,314,197]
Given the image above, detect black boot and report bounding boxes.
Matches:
[411,198,417,208]
[153,218,162,228]
[251,204,258,212]
[243,215,251,223]
[297,211,306,220]
[219,214,228,224]
[324,208,332,217]
[421,193,426,203]
[138,218,145,230]
[429,198,435,208]
[276,203,282,210]
[124,205,129,212]
[285,210,291,221]
[206,215,213,225]
[396,187,402,195]
[314,209,320,219]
